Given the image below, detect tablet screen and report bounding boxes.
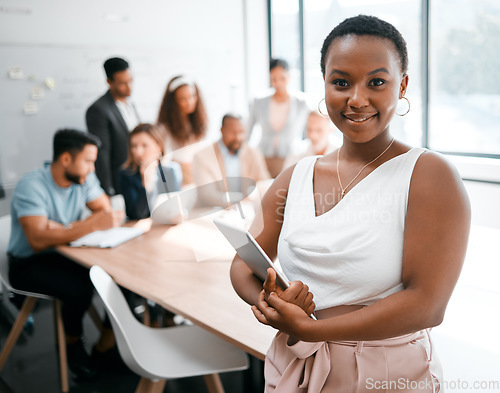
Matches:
[214,219,289,290]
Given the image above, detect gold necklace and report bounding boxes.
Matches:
[336,139,395,199]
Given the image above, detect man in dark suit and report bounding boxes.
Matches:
[86,57,140,195]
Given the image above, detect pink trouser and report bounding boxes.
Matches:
[265,330,442,393]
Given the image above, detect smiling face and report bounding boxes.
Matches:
[324,35,408,144]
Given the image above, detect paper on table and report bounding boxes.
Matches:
[69,227,145,248]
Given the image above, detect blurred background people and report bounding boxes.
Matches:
[119,123,182,220]
[192,113,270,208]
[283,110,339,168]
[86,57,140,196]
[247,58,310,178]
[157,75,209,186]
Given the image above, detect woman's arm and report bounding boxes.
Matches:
[230,164,293,305]
[230,163,315,314]
[254,151,471,341]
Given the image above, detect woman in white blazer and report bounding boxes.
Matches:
[247,59,310,177]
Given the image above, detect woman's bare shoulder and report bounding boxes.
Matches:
[413,150,461,183]
[409,149,469,208]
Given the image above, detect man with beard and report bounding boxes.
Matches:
[86,57,140,196]
[7,129,124,380]
[192,113,270,207]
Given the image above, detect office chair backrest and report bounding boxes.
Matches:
[0,215,54,300]
[90,264,249,383]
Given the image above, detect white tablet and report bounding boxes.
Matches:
[213,218,290,290]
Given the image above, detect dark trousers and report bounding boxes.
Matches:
[8,251,94,337]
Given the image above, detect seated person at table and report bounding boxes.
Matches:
[283,110,339,169]
[119,123,182,220]
[192,113,270,208]
[7,129,124,380]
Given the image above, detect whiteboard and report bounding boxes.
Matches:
[0,44,244,189]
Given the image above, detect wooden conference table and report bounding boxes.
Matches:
[57,211,277,361]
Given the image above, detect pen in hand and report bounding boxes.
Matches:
[157,159,170,195]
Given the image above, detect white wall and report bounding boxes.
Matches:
[0,0,270,214]
[243,0,271,101]
[0,0,270,120]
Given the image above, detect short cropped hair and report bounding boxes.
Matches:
[53,129,101,162]
[103,57,129,81]
[270,58,289,72]
[320,15,408,76]
[221,113,243,128]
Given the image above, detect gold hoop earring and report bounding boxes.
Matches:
[396,96,410,116]
[317,98,328,117]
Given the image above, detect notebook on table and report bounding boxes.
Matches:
[69,227,145,248]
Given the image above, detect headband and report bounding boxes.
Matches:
[167,76,195,93]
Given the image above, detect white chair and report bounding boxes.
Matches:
[89,265,249,393]
[0,215,103,392]
[0,215,70,391]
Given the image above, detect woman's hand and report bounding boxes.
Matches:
[251,290,314,339]
[253,268,316,340]
[177,161,193,186]
[263,268,315,316]
[139,160,157,190]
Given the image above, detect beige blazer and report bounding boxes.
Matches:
[192,141,270,207]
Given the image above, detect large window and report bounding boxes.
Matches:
[269,0,500,158]
[269,0,303,91]
[429,0,500,156]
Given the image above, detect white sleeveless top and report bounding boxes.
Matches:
[277,148,426,310]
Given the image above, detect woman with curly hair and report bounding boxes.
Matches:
[157,76,209,185]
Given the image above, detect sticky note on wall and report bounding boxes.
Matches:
[23,101,38,115]
[30,86,45,100]
[45,77,56,90]
[8,66,24,80]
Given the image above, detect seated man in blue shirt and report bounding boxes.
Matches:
[7,129,124,380]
